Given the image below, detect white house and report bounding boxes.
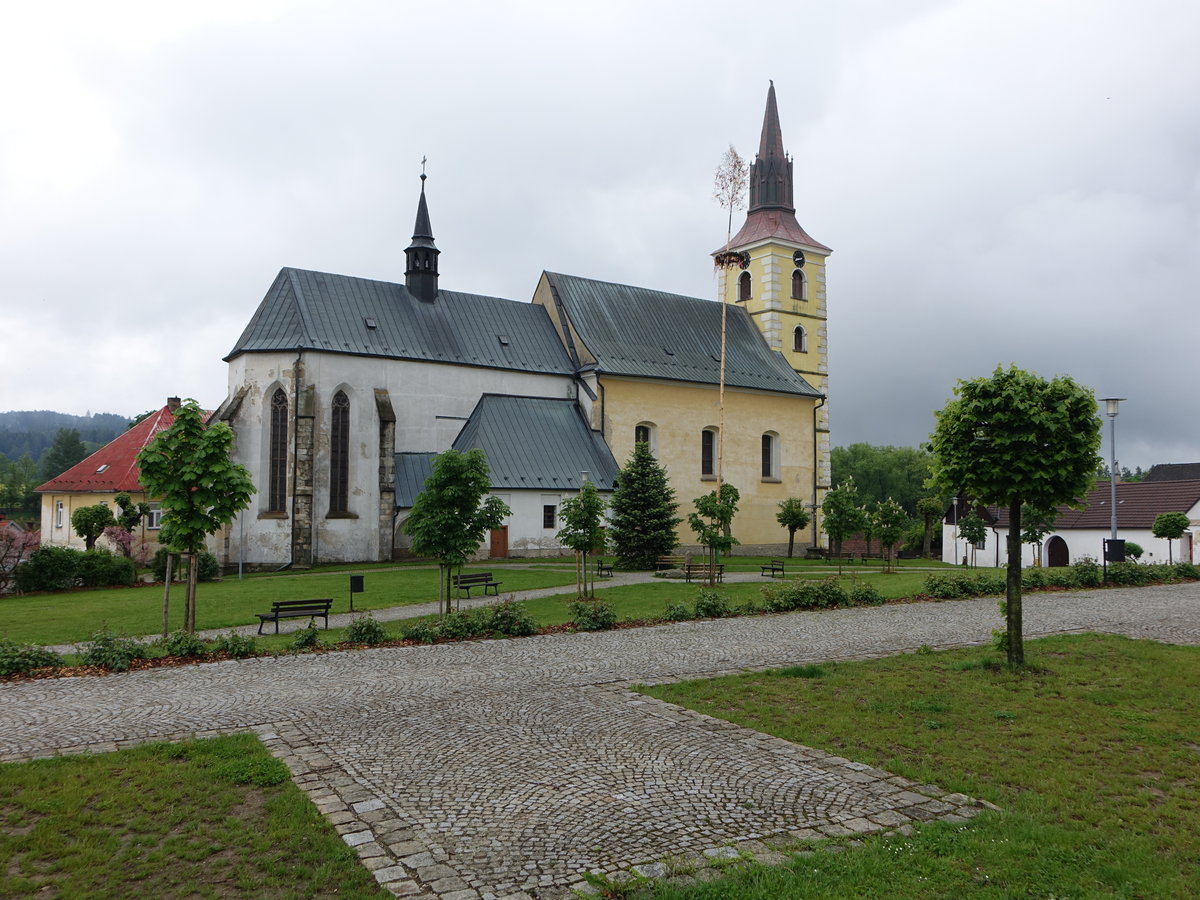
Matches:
[942,479,1200,568]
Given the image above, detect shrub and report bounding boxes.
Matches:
[289,622,325,650]
[1123,541,1144,561]
[1106,561,1154,586]
[78,627,149,672]
[809,577,848,609]
[14,546,82,592]
[399,620,439,644]
[160,629,207,658]
[346,614,389,645]
[0,640,64,676]
[693,590,732,618]
[848,582,884,606]
[1044,568,1078,589]
[734,598,760,616]
[77,549,136,587]
[569,599,618,631]
[438,609,489,640]
[970,572,1007,595]
[761,583,802,612]
[1022,567,1047,589]
[664,601,694,621]
[151,549,221,583]
[1072,556,1102,587]
[1173,562,1200,580]
[923,572,972,599]
[212,632,258,658]
[484,600,538,637]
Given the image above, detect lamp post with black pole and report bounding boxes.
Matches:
[1100,397,1124,574]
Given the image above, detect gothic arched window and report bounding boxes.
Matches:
[793,325,807,353]
[330,391,350,514]
[791,268,807,301]
[268,388,288,513]
[738,271,752,302]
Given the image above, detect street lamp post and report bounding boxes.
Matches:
[1100,398,1124,541]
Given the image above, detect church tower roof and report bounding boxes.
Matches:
[723,83,830,252]
[405,172,441,302]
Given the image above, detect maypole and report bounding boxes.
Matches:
[712,145,749,502]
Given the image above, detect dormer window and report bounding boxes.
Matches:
[364,317,378,329]
[498,335,510,346]
[96,464,109,474]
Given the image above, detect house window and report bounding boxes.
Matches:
[738,271,751,302]
[268,388,288,513]
[147,504,162,530]
[330,390,350,514]
[791,268,807,301]
[701,428,717,478]
[762,432,781,480]
[55,501,64,528]
[793,325,807,353]
[634,421,657,452]
[543,505,557,529]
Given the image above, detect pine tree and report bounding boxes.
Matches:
[609,443,681,570]
[41,428,88,480]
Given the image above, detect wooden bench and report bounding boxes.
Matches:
[684,562,724,583]
[595,558,614,578]
[452,572,502,597]
[656,555,686,570]
[760,558,786,577]
[257,598,333,635]
[859,553,885,565]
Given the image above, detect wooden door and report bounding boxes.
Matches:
[490,526,509,559]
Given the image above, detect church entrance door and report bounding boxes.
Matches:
[490,526,509,559]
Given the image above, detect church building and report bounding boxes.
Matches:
[213,84,832,568]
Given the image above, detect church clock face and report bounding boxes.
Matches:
[793,250,805,268]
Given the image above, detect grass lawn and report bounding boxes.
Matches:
[637,633,1200,898]
[0,732,389,899]
[3,564,579,646]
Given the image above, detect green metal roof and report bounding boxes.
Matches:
[544,272,821,396]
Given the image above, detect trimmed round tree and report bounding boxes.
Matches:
[609,443,681,570]
[1152,511,1190,564]
[776,497,811,558]
[929,365,1101,665]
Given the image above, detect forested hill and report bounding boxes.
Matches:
[0,410,132,461]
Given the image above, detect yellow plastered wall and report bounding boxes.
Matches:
[600,375,819,549]
[38,491,163,553]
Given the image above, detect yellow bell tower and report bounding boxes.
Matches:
[715,82,832,505]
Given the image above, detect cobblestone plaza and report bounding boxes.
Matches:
[3,583,1197,898]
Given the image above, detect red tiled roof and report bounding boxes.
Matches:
[34,406,178,494]
[720,209,832,253]
[965,480,1200,531]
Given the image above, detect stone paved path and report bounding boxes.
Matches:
[5,583,1199,899]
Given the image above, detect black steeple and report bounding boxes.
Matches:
[747,81,795,214]
[404,171,440,303]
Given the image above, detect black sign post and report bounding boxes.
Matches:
[1102,538,1126,583]
[349,575,364,612]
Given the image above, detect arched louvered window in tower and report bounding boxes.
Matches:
[793,325,807,353]
[738,271,752,302]
[268,388,288,513]
[330,391,350,514]
[791,268,806,301]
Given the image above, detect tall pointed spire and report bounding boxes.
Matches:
[721,83,830,252]
[748,80,794,214]
[405,167,440,303]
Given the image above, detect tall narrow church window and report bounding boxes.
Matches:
[634,422,657,453]
[761,432,780,479]
[791,268,807,301]
[738,271,752,302]
[268,389,288,513]
[701,428,717,477]
[793,325,807,353]
[330,391,350,514]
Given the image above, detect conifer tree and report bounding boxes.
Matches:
[609,443,681,570]
[41,428,88,480]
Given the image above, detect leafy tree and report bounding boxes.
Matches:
[136,400,255,634]
[71,504,116,551]
[1020,503,1057,562]
[957,511,989,568]
[113,492,150,531]
[872,498,909,572]
[1123,541,1144,560]
[1152,511,1191,564]
[404,449,510,616]
[609,443,681,569]
[915,496,945,559]
[822,478,868,571]
[688,484,740,584]
[0,527,39,593]
[775,498,811,558]
[929,365,1101,665]
[830,443,933,516]
[557,481,607,598]
[0,452,41,521]
[41,428,89,480]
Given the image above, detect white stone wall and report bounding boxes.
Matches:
[222,351,574,566]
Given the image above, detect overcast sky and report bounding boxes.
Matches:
[2,0,1196,470]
